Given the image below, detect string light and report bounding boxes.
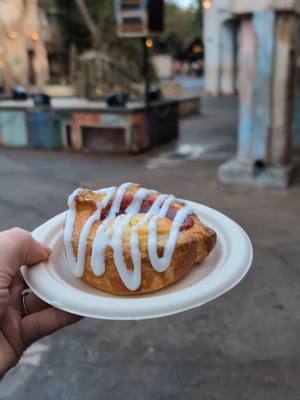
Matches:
[145,38,153,48]
[31,32,40,41]
[203,0,211,9]
[193,45,203,54]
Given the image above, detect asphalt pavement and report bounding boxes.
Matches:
[0,94,299,400]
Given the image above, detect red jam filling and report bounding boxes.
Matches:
[101,193,193,230]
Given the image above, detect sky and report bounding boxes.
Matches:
[166,0,198,9]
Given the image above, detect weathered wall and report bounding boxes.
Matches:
[219,10,298,188]
[226,0,300,14]
[203,0,237,96]
[0,0,49,92]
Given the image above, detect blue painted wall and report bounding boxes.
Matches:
[251,11,275,162]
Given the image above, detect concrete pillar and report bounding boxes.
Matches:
[204,1,236,97]
[293,80,300,147]
[292,23,300,147]
[220,20,236,95]
[271,14,296,165]
[236,17,256,163]
[219,11,296,188]
[203,3,222,96]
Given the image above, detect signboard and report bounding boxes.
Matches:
[115,0,164,37]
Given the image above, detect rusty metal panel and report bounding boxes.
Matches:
[71,111,144,153]
[81,126,128,152]
[72,112,102,149]
[129,112,149,153]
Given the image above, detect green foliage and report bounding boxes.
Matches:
[85,0,144,79]
[162,1,203,57]
[39,0,203,79]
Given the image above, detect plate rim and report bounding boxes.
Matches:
[21,201,253,320]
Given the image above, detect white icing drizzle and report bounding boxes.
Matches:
[148,205,193,272]
[125,187,155,214]
[64,183,193,291]
[108,182,132,218]
[64,186,116,277]
[64,188,84,276]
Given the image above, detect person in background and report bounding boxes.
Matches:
[0,228,81,378]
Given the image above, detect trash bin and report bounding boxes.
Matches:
[148,107,160,146]
[158,102,179,143]
[148,101,179,146]
[26,109,62,149]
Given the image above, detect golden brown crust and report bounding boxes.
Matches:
[69,185,217,295]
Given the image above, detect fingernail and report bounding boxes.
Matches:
[42,245,52,256]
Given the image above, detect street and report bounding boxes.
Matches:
[0,96,300,400]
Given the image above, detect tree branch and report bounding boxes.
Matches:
[73,0,98,39]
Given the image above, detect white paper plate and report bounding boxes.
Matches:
[21,201,253,320]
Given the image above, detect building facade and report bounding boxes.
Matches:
[0,0,49,93]
[204,0,300,188]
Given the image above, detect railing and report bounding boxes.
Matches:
[73,51,143,100]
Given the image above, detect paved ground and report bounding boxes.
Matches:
[0,95,300,400]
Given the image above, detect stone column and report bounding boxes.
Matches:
[203,3,222,96]
[220,19,236,95]
[292,22,300,147]
[271,14,297,166]
[218,11,296,188]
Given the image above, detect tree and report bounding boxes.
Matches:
[73,0,98,39]
[39,0,203,81]
[161,2,203,58]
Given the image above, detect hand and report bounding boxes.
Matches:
[0,228,81,378]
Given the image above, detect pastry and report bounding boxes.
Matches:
[64,183,217,295]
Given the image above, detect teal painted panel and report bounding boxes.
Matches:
[101,113,127,126]
[252,11,275,162]
[26,111,62,150]
[0,111,28,147]
[238,12,275,163]
[54,111,73,148]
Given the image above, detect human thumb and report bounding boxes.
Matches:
[0,228,51,289]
